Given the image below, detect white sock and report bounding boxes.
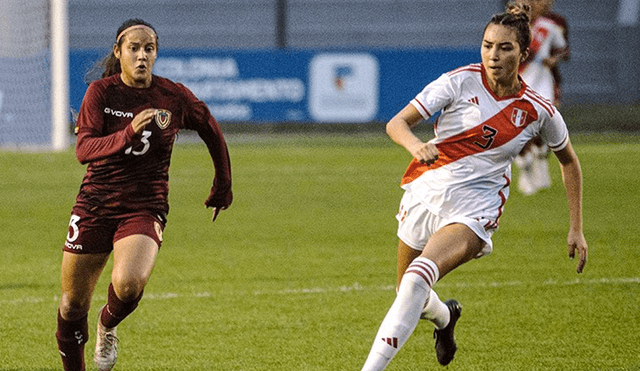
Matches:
[514,151,534,170]
[421,289,450,330]
[362,258,439,371]
[532,156,551,189]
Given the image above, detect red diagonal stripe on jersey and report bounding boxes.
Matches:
[401,99,539,185]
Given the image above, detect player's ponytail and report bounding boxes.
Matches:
[484,2,532,53]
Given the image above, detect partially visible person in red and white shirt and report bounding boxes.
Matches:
[515,0,570,195]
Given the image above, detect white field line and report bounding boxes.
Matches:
[2,276,639,306]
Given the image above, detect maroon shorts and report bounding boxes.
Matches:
[63,207,166,254]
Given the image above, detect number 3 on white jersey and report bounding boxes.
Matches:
[125,130,152,156]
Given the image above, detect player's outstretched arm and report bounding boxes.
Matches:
[554,140,588,273]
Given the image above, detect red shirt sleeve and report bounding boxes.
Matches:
[75,82,140,164]
[180,84,233,208]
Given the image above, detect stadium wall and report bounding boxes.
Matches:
[70,48,478,123]
[68,0,634,118]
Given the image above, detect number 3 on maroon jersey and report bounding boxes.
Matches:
[125,130,152,156]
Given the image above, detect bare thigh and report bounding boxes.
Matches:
[420,223,484,278]
[111,234,159,302]
[397,223,485,286]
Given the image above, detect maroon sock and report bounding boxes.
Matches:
[56,310,88,371]
[99,283,144,329]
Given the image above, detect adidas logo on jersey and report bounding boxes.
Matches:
[467,96,479,105]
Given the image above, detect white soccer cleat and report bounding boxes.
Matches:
[94,310,119,371]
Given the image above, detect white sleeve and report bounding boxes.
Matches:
[410,73,456,119]
[552,24,568,50]
[540,109,569,152]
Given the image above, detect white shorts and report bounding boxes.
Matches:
[396,190,495,258]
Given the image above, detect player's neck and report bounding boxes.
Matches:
[487,77,521,97]
[120,74,152,89]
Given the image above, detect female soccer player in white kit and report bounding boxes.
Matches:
[361,3,587,370]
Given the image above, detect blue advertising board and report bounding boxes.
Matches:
[69,48,478,123]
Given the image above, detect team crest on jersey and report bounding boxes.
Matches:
[155,109,172,129]
[510,108,528,127]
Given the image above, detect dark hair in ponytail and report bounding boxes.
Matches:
[484,2,532,52]
[84,19,158,84]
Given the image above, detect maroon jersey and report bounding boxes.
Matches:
[74,73,232,216]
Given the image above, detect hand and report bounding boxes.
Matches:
[131,108,157,134]
[408,141,440,165]
[204,183,232,222]
[567,230,588,273]
[207,205,228,222]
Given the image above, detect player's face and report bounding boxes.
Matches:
[114,29,157,88]
[481,24,526,88]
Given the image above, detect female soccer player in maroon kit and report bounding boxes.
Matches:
[56,19,232,371]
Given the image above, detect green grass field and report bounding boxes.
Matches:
[1,132,639,370]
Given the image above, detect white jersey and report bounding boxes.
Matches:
[519,15,569,101]
[403,63,569,228]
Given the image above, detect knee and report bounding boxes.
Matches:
[59,292,90,321]
[111,278,146,302]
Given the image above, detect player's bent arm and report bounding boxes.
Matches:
[75,110,156,164]
[386,104,439,165]
[553,140,588,273]
[76,124,139,164]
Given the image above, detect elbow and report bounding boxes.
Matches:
[385,122,393,137]
[385,119,399,138]
[75,153,88,165]
[386,117,409,139]
[75,146,90,164]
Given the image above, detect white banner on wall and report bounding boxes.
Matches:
[308,53,379,123]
